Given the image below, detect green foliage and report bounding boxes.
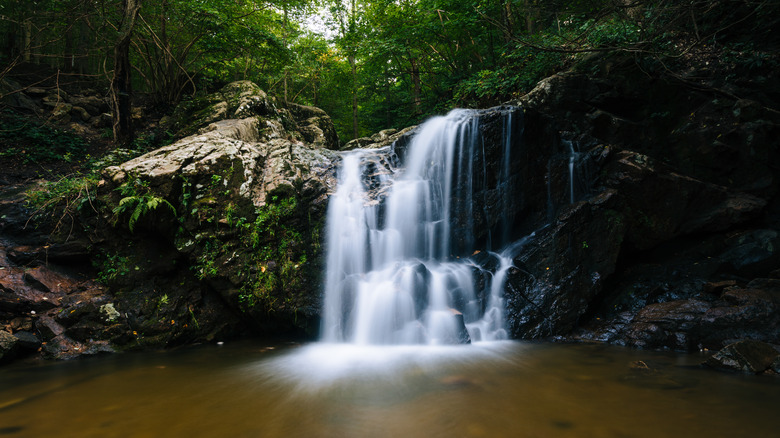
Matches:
[0,110,87,164]
[97,253,131,284]
[112,177,176,233]
[27,172,100,212]
[184,178,321,315]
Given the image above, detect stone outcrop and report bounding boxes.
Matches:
[170,81,341,150]
[0,81,342,364]
[99,82,340,342]
[502,58,780,358]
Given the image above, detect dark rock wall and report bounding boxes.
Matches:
[504,60,780,352]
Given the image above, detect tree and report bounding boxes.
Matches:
[111,0,141,146]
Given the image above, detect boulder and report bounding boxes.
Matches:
[13,331,41,351]
[704,340,780,374]
[0,330,19,362]
[104,117,339,209]
[285,103,340,149]
[71,105,92,122]
[171,81,275,138]
[51,103,72,122]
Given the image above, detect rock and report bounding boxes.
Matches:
[25,87,48,97]
[91,113,112,129]
[0,80,40,111]
[71,105,91,122]
[286,103,339,149]
[341,137,374,151]
[70,95,107,114]
[0,330,19,362]
[623,300,711,350]
[105,117,339,210]
[506,190,626,338]
[42,334,114,360]
[771,355,780,373]
[453,311,471,344]
[13,331,41,351]
[604,150,766,250]
[99,303,120,322]
[36,315,65,339]
[51,103,72,122]
[704,340,780,374]
[171,81,275,138]
[68,123,88,136]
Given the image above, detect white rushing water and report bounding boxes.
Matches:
[321,108,520,346]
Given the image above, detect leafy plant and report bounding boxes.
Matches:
[112,177,176,232]
[97,253,131,284]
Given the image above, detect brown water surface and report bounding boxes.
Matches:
[1,341,778,437]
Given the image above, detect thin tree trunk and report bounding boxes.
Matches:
[111,0,141,147]
[350,54,358,139]
[410,57,421,116]
[22,19,32,62]
[283,3,289,104]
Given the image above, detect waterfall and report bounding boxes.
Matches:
[321,108,519,345]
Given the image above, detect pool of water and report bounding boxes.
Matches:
[1,340,778,437]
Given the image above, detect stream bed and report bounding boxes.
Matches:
[1,340,778,437]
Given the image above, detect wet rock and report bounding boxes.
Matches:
[453,311,471,344]
[581,276,780,351]
[604,151,766,251]
[623,300,711,350]
[704,340,780,374]
[42,334,114,360]
[505,190,625,338]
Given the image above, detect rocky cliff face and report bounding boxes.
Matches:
[502,58,780,354]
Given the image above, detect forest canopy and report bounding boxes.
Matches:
[1,0,778,144]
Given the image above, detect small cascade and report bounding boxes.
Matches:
[563,138,592,205]
[321,108,521,345]
[566,139,578,204]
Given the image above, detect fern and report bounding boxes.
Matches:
[112,181,176,232]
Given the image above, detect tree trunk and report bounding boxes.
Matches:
[350,54,358,140]
[22,19,32,62]
[111,0,141,147]
[410,57,422,116]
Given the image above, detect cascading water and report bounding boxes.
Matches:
[321,108,520,346]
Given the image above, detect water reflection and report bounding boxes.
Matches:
[1,341,779,437]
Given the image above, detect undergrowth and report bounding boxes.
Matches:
[0,109,87,164]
